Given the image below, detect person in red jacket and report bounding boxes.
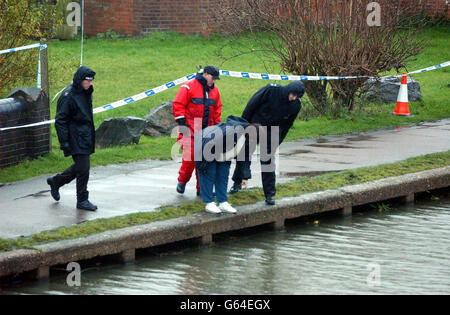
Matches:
[173,66,222,195]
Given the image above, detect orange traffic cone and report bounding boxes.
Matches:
[393,73,412,116]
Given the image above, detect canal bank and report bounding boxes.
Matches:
[2,119,450,240]
[0,166,449,281]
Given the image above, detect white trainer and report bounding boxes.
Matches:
[219,202,237,214]
[205,202,222,214]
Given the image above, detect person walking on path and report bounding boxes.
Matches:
[47,66,98,211]
[230,81,305,205]
[195,115,257,214]
[173,66,223,196]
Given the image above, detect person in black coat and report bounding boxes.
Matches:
[230,81,305,205]
[47,66,98,211]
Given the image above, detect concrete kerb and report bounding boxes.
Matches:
[0,166,449,279]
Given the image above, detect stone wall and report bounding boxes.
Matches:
[0,88,50,168]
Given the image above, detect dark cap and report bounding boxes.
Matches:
[74,66,96,82]
[203,65,220,80]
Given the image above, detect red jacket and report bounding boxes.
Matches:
[173,73,222,139]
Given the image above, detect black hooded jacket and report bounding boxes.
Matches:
[194,115,253,178]
[242,81,305,144]
[55,66,96,157]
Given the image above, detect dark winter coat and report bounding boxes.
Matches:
[194,115,252,178]
[242,81,305,144]
[55,66,96,157]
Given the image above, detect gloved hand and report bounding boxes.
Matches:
[177,118,187,126]
[177,118,189,138]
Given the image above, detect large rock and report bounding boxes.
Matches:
[95,116,146,149]
[144,101,177,137]
[363,76,422,104]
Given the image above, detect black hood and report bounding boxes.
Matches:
[72,66,96,94]
[225,115,250,128]
[282,81,305,101]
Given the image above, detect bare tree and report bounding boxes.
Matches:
[214,0,426,115]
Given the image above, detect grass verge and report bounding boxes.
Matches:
[0,150,449,253]
[0,27,449,183]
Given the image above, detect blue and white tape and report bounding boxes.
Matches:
[0,43,47,55]
[406,61,450,75]
[92,73,196,115]
[0,61,448,132]
[220,61,450,81]
[219,70,369,81]
[0,43,48,90]
[0,73,196,131]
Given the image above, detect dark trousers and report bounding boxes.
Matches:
[232,131,278,198]
[53,154,90,202]
[232,158,276,199]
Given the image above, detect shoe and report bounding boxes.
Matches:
[205,202,221,214]
[229,183,242,194]
[219,202,237,214]
[47,177,60,201]
[177,182,186,194]
[197,191,201,197]
[77,200,98,211]
[265,197,275,206]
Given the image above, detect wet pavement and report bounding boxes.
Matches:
[0,119,449,239]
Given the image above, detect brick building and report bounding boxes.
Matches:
[84,0,219,37]
[83,0,448,37]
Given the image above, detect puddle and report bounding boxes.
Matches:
[306,144,359,149]
[346,135,375,142]
[280,170,338,177]
[14,190,50,200]
[279,149,312,156]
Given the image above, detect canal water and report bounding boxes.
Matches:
[5,194,450,295]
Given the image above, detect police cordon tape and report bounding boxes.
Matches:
[0,73,197,132]
[219,61,450,81]
[0,61,449,132]
[0,43,47,55]
[0,43,48,90]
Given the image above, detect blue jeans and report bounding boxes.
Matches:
[198,161,231,203]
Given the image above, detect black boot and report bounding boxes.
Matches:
[47,177,60,201]
[229,182,242,194]
[77,200,98,211]
[265,196,275,206]
[177,182,186,194]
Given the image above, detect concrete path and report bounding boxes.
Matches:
[0,119,449,239]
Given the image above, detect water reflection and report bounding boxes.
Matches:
[6,196,450,295]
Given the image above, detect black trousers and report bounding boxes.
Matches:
[232,158,276,198]
[53,154,90,202]
[232,131,278,199]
